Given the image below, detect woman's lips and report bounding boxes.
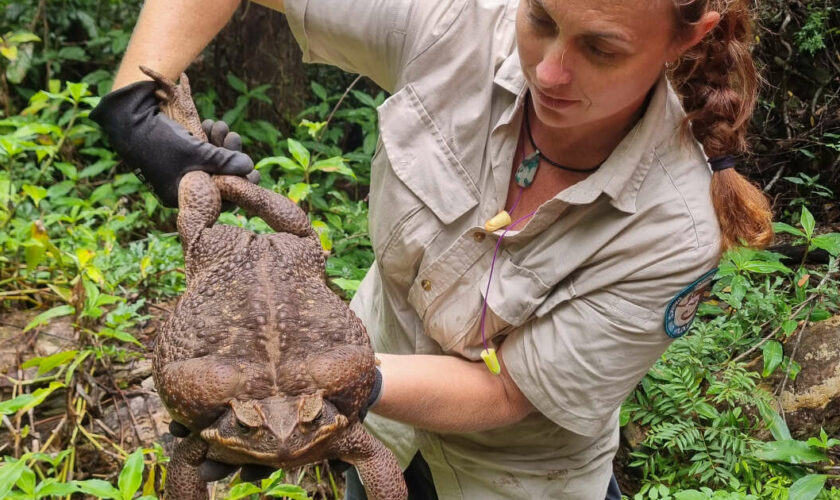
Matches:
[534,88,577,110]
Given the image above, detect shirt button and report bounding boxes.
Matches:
[421,279,432,291]
[473,232,486,242]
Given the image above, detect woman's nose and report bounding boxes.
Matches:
[535,45,572,88]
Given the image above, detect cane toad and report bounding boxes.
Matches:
[142,66,406,500]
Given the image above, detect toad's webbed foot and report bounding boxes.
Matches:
[333,422,408,500]
[165,435,209,500]
[214,175,315,239]
[139,65,207,141]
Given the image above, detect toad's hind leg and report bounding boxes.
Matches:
[165,435,209,500]
[177,170,221,253]
[331,422,408,500]
[214,175,314,238]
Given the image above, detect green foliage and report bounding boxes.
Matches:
[794,6,834,56]
[1,4,378,495]
[623,211,840,497]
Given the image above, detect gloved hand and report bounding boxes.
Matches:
[90,80,255,207]
[170,367,383,483]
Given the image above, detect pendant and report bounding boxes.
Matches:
[515,151,540,188]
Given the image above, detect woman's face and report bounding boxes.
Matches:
[516,0,682,132]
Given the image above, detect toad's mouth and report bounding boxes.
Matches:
[202,414,348,462]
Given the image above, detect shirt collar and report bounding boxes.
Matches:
[493,51,680,215]
[493,50,527,96]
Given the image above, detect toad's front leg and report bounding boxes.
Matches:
[165,435,209,500]
[331,422,408,500]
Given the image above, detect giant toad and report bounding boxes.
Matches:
[143,67,407,500]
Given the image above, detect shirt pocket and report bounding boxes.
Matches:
[372,83,481,285]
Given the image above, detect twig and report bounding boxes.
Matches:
[774,302,813,421]
[733,268,836,365]
[317,74,363,142]
[764,164,786,192]
[731,296,815,363]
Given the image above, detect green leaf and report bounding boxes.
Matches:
[674,492,709,500]
[741,260,791,274]
[287,138,310,169]
[312,156,356,179]
[311,81,328,101]
[255,156,303,173]
[762,341,784,377]
[800,206,815,239]
[18,382,64,415]
[781,319,798,336]
[7,32,41,44]
[0,45,18,61]
[57,46,87,62]
[20,350,78,375]
[75,478,121,499]
[34,478,81,497]
[351,89,378,108]
[811,233,840,256]
[757,400,791,441]
[22,184,47,207]
[264,483,310,499]
[67,82,89,103]
[773,222,805,238]
[15,467,35,495]
[331,278,360,292]
[227,72,248,93]
[226,482,263,499]
[118,449,145,500]
[142,192,159,217]
[809,309,832,322]
[23,305,75,332]
[99,327,142,346]
[0,460,27,499]
[0,382,64,416]
[788,474,827,500]
[729,274,747,307]
[311,220,332,252]
[78,159,117,179]
[287,183,311,203]
[753,440,828,464]
[786,359,801,380]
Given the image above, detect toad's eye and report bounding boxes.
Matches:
[235,420,254,434]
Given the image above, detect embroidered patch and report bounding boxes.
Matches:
[664,268,718,338]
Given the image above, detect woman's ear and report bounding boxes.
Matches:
[667,11,721,61]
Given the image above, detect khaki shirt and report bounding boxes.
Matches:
[286,0,722,497]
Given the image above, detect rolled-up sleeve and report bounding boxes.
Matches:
[284,0,465,92]
[503,252,718,437]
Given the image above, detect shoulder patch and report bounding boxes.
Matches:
[664,268,718,338]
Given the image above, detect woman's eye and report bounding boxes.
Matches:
[527,10,555,30]
[587,44,617,60]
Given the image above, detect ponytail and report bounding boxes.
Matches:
[668,0,773,251]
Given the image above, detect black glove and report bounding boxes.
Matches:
[90,80,254,207]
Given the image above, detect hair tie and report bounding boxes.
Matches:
[709,155,736,172]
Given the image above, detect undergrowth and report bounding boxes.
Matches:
[1,1,839,499]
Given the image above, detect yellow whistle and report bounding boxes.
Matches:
[481,348,501,375]
[484,211,512,232]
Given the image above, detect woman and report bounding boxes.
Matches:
[91,0,773,497]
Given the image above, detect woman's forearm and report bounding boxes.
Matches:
[113,0,284,89]
[372,352,535,434]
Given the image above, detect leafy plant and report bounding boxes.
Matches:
[623,212,840,497]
